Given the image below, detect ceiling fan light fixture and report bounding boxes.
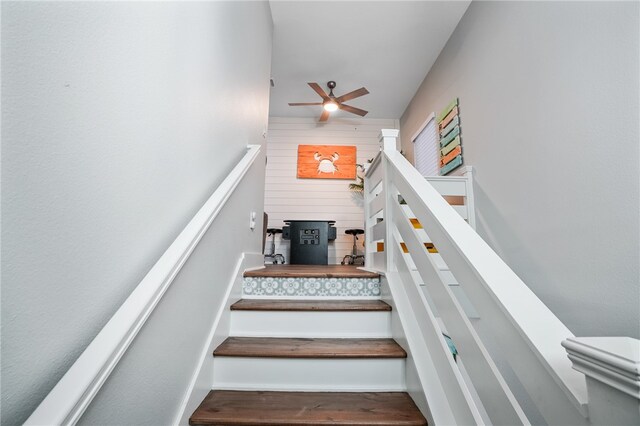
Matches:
[288,81,369,122]
[323,100,339,112]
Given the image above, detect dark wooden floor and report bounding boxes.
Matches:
[213,337,406,359]
[190,390,427,425]
[244,264,380,278]
[231,299,391,312]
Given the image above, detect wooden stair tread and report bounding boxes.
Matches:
[213,337,406,358]
[231,299,391,311]
[189,390,427,425]
[244,264,380,278]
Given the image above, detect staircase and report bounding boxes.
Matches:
[23,137,640,426]
[189,265,427,425]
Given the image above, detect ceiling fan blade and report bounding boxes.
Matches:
[308,82,330,100]
[336,87,369,103]
[339,103,368,117]
[288,102,323,106]
[319,109,330,122]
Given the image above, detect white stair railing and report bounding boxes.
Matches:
[364,130,639,425]
[25,145,263,426]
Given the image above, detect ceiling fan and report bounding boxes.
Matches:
[288,81,369,122]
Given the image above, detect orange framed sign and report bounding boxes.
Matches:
[297,145,357,179]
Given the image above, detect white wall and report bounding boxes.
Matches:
[265,117,397,264]
[400,1,639,338]
[1,2,272,425]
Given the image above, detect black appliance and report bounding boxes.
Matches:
[282,220,337,265]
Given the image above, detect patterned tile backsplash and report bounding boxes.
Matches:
[243,276,381,297]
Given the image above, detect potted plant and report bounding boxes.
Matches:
[348,159,373,195]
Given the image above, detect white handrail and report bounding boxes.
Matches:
[365,130,590,425]
[25,145,262,426]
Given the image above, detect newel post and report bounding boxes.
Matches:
[380,129,399,152]
[562,337,640,425]
[379,129,400,272]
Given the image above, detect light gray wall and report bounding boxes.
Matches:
[1,2,272,424]
[79,151,267,426]
[400,1,639,338]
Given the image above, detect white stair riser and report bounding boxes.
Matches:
[213,357,406,391]
[230,311,392,338]
[242,295,382,300]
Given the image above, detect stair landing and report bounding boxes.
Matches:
[190,390,427,425]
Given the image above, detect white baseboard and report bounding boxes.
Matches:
[173,252,263,425]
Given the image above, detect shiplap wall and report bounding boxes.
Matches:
[265,117,399,264]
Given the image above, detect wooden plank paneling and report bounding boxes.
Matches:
[265,205,363,214]
[265,117,397,264]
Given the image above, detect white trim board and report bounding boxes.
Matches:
[175,252,264,425]
[411,112,436,144]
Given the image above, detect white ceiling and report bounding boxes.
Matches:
[268,1,471,120]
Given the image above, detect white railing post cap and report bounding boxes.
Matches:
[380,129,400,139]
[563,337,639,425]
[562,337,640,398]
[379,129,399,152]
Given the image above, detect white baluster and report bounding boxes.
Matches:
[380,129,400,272]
